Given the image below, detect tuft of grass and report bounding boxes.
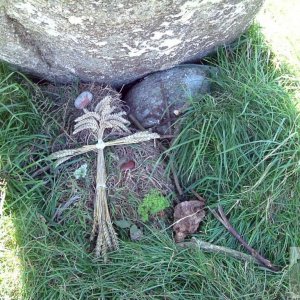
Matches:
[167,25,300,295]
[0,65,49,298]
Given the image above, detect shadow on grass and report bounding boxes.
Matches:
[1,25,299,299]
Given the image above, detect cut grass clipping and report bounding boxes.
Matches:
[1,25,299,299]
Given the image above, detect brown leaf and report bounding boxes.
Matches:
[120,160,136,171]
[173,200,205,242]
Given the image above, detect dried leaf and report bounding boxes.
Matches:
[114,220,132,229]
[173,200,205,243]
[120,160,136,171]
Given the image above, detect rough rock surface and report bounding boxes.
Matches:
[0,0,263,85]
[125,65,215,133]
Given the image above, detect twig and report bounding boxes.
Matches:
[191,190,206,202]
[159,134,175,139]
[31,165,51,178]
[128,115,174,139]
[53,194,80,221]
[128,113,183,195]
[211,205,279,271]
[170,161,183,195]
[128,114,145,131]
[179,238,258,265]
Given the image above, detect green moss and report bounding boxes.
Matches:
[137,190,169,222]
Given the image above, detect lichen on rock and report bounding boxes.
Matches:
[0,0,264,86]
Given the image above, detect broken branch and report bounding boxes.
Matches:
[211,205,279,271]
[179,238,257,264]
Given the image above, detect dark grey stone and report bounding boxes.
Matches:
[125,65,215,133]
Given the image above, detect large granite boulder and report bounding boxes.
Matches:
[0,0,263,86]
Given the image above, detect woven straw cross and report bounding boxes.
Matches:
[49,95,159,260]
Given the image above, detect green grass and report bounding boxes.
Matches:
[1,24,300,299]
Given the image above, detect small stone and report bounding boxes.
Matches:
[130,224,143,241]
[74,91,93,109]
[173,109,180,116]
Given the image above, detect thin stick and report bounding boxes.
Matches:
[179,238,258,265]
[159,134,175,139]
[128,113,183,195]
[31,165,50,178]
[170,160,183,195]
[211,205,279,271]
[53,194,80,221]
[191,190,205,202]
[128,114,145,131]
